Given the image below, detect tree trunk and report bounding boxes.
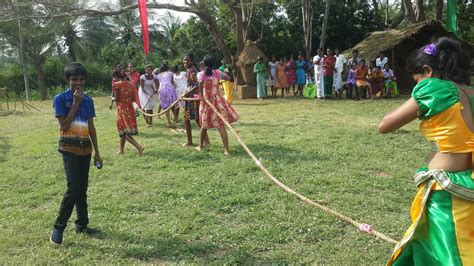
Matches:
[402,0,417,23]
[195,11,233,64]
[35,61,47,100]
[227,2,254,86]
[319,0,331,51]
[372,0,388,29]
[390,1,405,28]
[372,0,379,19]
[385,0,389,25]
[231,6,246,56]
[301,0,313,58]
[415,0,425,22]
[435,0,443,20]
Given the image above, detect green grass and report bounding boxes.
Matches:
[0,96,427,264]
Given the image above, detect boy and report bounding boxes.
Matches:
[383,63,398,97]
[50,63,102,245]
[313,48,324,99]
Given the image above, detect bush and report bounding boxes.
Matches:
[83,61,112,92]
[43,57,68,89]
[0,62,24,95]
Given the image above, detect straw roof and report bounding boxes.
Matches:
[237,40,268,67]
[343,20,472,62]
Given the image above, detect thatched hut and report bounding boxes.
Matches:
[343,20,473,92]
[237,40,268,86]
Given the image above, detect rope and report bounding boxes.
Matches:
[202,98,399,245]
[135,86,196,118]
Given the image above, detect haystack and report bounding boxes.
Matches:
[343,20,473,92]
[237,40,268,85]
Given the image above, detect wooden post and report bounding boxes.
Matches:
[15,0,31,101]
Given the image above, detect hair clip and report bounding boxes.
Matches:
[423,43,437,56]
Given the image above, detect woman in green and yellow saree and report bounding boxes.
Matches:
[379,37,474,266]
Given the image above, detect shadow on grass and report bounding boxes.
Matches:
[150,142,330,164]
[237,143,330,162]
[232,102,271,106]
[0,136,11,163]
[139,131,165,138]
[95,230,273,263]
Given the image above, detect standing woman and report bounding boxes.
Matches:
[275,58,288,97]
[254,56,267,100]
[110,68,144,155]
[156,63,178,128]
[295,54,307,96]
[268,56,278,97]
[322,48,336,99]
[219,58,234,104]
[197,55,239,155]
[333,48,346,98]
[286,55,296,96]
[127,63,141,108]
[379,38,473,265]
[172,64,187,121]
[139,65,159,127]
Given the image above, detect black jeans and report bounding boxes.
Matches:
[54,152,91,231]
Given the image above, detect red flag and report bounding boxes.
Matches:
[138,0,149,55]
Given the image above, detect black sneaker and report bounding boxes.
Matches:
[75,226,99,236]
[50,228,63,245]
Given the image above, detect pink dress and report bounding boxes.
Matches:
[286,59,296,85]
[197,70,239,129]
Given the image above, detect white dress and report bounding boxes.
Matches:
[173,71,187,107]
[268,61,278,86]
[334,54,346,92]
[139,74,158,111]
[313,55,324,98]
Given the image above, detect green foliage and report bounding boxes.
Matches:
[82,61,113,92]
[457,1,474,43]
[0,61,23,94]
[43,57,68,89]
[0,56,113,99]
[1,0,471,99]
[174,17,222,63]
[279,0,378,55]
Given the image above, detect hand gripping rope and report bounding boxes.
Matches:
[202,97,399,245]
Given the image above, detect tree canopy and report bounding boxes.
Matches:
[0,0,472,99]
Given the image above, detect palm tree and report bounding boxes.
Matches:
[156,11,182,60]
[108,0,142,60]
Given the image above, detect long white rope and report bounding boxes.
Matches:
[202,97,398,245]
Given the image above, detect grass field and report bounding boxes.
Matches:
[0,95,427,264]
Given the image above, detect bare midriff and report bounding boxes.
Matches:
[428,152,472,172]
